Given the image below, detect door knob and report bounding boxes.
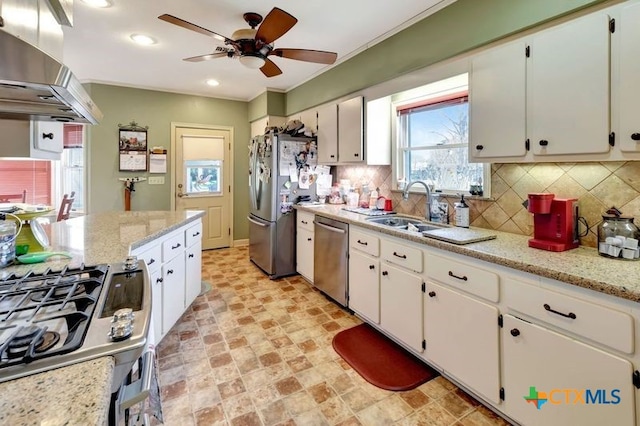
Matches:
[177,192,184,198]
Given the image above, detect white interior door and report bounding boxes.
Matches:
[174,125,232,250]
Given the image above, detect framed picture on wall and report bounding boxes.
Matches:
[119,129,147,151]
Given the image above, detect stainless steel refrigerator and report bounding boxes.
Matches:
[248,133,317,278]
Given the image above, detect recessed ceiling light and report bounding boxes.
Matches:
[130,34,157,46]
[206,79,220,87]
[81,0,112,7]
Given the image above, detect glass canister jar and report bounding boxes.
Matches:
[597,207,640,260]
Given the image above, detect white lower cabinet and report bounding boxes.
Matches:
[296,211,315,282]
[149,265,163,344]
[380,262,423,353]
[423,281,501,403]
[185,239,202,308]
[348,250,380,323]
[502,314,635,426]
[162,254,186,336]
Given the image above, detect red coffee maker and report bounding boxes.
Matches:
[527,193,579,252]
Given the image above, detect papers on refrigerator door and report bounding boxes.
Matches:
[279,140,318,176]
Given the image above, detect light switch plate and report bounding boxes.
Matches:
[149,176,165,185]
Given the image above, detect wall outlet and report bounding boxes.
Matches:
[148,176,165,185]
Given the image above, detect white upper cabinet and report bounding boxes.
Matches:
[470,40,527,159]
[337,96,364,163]
[469,8,613,162]
[316,103,338,163]
[615,1,640,152]
[528,11,611,156]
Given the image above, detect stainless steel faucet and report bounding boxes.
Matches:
[403,180,431,221]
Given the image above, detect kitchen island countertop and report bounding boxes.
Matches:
[0,357,114,426]
[296,204,640,303]
[0,210,205,424]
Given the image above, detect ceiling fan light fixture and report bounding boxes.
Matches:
[239,54,265,69]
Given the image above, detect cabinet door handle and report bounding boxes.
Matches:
[357,240,368,246]
[192,231,200,237]
[147,258,155,265]
[428,291,436,298]
[42,132,54,140]
[631,133,640,141]
[393,252,407,259]
[171,243,181,250]
[369,264,375,270]
[382,270,388,276]
[307,238,312,242]
[188,253,194,258]
[543,303,576,319]
[301,220,308,224]
[354,153,359,157]
[167,269,174,275]
[539,140,549,147]
[475,144,483,150]
[448,271,468,281]
[510,328,520,337]
[330,154,336,158]
[156,277,163,283]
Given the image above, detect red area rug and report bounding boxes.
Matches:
[332,323,439,391]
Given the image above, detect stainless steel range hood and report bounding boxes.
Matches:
[0,29,102,124]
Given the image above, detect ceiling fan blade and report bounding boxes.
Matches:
[183,52,229,62]
[270,48,337,65]
[158,14,233,44]
[255,7,297,44]
[260,58,283,78]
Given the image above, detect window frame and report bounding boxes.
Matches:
[391,73,490,197]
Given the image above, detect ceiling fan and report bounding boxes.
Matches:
[158,7,338,77]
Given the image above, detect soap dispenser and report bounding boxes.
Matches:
[454,194,469,228]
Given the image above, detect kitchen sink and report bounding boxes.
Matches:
[365,216,449,232]
[365,216,424,228]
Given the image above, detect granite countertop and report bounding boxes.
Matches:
[1,210,205,278]
[296,204,640,303]
[0,357,114,426]
[0,210,204,424]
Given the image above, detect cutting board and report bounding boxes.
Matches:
[422,227,497,245]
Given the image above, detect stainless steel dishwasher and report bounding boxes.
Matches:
[314,216,349,307]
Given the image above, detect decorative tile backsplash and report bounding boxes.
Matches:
[336,162,640,248]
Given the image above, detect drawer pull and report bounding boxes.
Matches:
[393,252,407,259]
[510,328,520,337]
[188,253,194,258]
[543,303,576,319]
[167,269,174,275]
[539,139,549,147]
[357,240,368,246]
[428,291,436,298]
[382,271,389,276]
[192,231,200,237]
[156,277,163,283]
[631,133,640,141]
[301,220,308,224]
[307,238,312,242]
[448,271,468,281]
[475,144,484,151]
[171,243,181,250]
[147,258,155,265]
[369,264,375,270]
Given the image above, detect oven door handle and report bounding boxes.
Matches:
[117,350,156,411]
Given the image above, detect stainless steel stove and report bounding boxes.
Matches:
[0,258,151,394]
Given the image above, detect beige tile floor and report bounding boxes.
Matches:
[156,246,512,425]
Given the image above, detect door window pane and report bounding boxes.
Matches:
[185,160,222,194]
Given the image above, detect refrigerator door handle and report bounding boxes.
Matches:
[248,216,269,227]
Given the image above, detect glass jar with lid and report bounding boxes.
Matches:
[597,207,640,260]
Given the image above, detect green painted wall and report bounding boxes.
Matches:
[266,91,286,116]
[286,0,609,114]
[248,91,267,122]
[85,84,250,239]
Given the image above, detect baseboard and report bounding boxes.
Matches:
[233,239,249,247]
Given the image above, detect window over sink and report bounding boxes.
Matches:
[394,73,490,197]
[0,124,85,214]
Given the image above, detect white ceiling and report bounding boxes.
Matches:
[63,0,454,101]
